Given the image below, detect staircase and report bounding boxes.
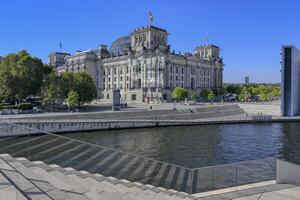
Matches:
[0,154,192,200]
[0,154,299,200]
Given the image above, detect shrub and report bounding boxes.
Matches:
[18,103,33,110]
[0,103,17,110]
[172,87,188,101]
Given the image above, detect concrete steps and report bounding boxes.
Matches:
[0,154,192,200]
[1,154,298,199]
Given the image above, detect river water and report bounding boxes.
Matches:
[65,122,300,168]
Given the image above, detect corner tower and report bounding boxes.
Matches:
[130,25,169,52]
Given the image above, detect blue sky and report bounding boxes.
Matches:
[1,0,300,83]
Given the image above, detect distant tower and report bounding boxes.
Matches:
[245,76,250,85]
[281,45,300,116]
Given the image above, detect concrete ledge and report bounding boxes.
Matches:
[192,180,276,198]
[277,159,300,185]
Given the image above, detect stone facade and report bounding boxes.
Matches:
[49,25,224,103]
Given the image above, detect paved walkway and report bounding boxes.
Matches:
[238,103,280,116]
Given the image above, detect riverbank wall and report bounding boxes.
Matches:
[1,115,300,137]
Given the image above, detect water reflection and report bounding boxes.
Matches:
[65,122,300,168]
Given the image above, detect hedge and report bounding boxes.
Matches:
[18,103,33,110]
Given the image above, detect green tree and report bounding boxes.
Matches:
[66,90,79,110]
[74,72,97,104]
[239,87,251,102]
[60,72,97,105]
[0,50,52,103]
[191,92,199,101]
[224,85,242,95]
[41,72,64,109]
[208,91,215,103]
[200,89,210,100]
[271,87,281,97]
[60,72,76,99]
[172,87,188,101]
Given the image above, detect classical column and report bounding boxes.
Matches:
[144,60,147,88]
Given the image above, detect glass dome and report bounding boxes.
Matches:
[109,36,131,54]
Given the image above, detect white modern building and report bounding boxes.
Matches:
[281,45,300,116]
[49,25,224,103]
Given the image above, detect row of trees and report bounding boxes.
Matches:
[172,87,215,102]
[0,50,97,110]
[171,84,281,103]
[235,84,281,102]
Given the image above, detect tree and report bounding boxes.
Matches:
[41,72,64,109]
[73,72,97,104]
[200,89,210,100]
[271,86,281,97]
[0,50,52,103]
[66,90,79,110]
[191,92,199,101]
[239,87,251,102]
[225,85,241,95]
[42,71,97,109]
[208,91,215,103]
[172,87,188,101]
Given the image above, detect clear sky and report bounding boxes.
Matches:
[1,0,300,83]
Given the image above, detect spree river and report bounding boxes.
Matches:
[65,122,300,168]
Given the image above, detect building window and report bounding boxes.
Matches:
[108,69,111,75]
[103,78,105,82]
[181,83,184,87]
[181,68,184,74]
[170,66,173,73]
[108,84,111,89]
[181,76,183,81]
[131,94,136,101]
[120,84,123,89]
[120,76,123,81]
[176,76,178,81]
[170,76,173,81]
[176,67,179,74]
[114,84,116,89]
[108,77,111,82]
[126,76,129,81]
[114,68,116,74]
[126,83,129,89]
[114,77,116,81]
[126,66,129,73]
[107,94,109,99]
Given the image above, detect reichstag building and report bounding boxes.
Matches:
[49,25,224,103]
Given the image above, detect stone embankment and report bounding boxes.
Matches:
[0,104,246,136]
